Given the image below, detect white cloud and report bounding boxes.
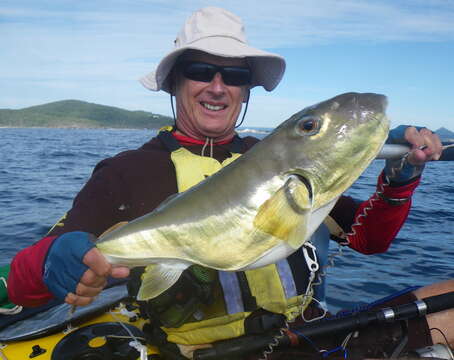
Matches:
[1,0,453,130]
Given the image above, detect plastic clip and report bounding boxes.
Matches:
[303,243,319,273]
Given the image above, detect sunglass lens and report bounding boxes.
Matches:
[222,67,251,86]
[182,62,251,86]
[183,63,216,83]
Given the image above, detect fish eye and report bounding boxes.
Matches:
[295,116,321,136]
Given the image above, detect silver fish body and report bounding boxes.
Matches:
[97,92,389,300]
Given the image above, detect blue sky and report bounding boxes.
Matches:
[1,0,453,130]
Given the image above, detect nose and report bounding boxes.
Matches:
[207,72,226,93]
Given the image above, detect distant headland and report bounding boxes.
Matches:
[0,100,173,129]
[1,100,453,141]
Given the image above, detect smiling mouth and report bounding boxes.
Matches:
[201,102,227,111]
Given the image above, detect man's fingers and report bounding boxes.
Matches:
[83,248,111,277]
[418,128,442,159]
[405,127,443,164]
[65,292,95,307]
[79,268,108,288]
[404,126,425,147]
[111,266,130,279]
[75,281,105,298]
[71,247,130,308]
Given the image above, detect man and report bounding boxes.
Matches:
[7,6,450,359]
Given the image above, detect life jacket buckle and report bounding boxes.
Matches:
[245,311,287,334]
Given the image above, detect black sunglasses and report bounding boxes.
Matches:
[178,61,251,86]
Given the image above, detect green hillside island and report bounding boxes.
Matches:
[0,100,173,129]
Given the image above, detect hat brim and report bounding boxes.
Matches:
[139,36,286,93]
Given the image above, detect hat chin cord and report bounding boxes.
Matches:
[235,89,250,129]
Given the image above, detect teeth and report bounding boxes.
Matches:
[202,102,225,111]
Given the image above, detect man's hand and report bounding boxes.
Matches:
[64,247,129,306]
[43,231,129,306]
[403,126,442,165]
[385,125,443,183]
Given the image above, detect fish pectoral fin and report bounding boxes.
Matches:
[137,264,185,301]
[254,177,311,244]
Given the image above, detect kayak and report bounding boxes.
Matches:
[2,281,454,360]
[0,284,159,360]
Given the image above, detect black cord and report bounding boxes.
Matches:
[170,93,176,127]
[430,327,450,346]
[235,89,250,129]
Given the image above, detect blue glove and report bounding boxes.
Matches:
[384,125,425,183]
[43,231,95,301]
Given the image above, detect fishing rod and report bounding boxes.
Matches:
[377,143,454,160]
[193,291,454,360]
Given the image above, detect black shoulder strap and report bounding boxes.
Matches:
[236,272,257,312]
[158,130,181,152]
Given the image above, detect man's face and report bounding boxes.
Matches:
[174,52,249,140]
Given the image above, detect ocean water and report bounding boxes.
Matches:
[1,128,453,311]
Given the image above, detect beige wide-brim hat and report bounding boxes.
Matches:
[140,7,286,93]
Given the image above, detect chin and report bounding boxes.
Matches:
[200,123,232,137]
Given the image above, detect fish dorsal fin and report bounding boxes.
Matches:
[137,264,187,301]
[253,176,311,248]
[99,221,129,237]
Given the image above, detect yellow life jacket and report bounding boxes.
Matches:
[157,130,314,346]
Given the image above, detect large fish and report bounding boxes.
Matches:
[97,92,389,301]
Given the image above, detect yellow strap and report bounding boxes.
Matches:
[171,147,241,192]
[245,264,287,314]
[165,312,250,345]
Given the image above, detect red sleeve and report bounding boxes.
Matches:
[346,172,420,254]
[7,236,57,307]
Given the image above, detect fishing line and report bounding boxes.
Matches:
[321,346,348,359]
[430,327,450,347]
[106,334,147,341]
[109,309,148,360]
[290,329,320,352]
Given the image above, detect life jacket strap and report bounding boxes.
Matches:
[236,272,257,312]
[244,311,287,335]
[157,128,181,152]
